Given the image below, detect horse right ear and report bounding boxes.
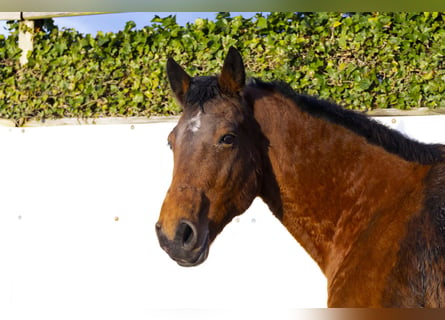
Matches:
[218,46,245,96]
[166,58,191,105]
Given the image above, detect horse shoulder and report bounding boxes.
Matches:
[381,162,445,307]
[327,162,445,307]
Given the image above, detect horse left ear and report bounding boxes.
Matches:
[218,47,245,96]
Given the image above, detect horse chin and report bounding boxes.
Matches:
[176,234,210,267]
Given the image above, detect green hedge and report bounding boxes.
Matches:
[1,12,445,125]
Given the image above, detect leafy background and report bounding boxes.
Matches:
[1,12,445,125]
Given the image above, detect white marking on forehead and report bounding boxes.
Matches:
[188,111,202,133]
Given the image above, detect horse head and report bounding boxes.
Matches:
[155,47,264,266]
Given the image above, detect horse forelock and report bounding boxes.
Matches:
[184,76,220,110]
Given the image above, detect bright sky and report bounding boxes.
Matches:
[0,12,259,36]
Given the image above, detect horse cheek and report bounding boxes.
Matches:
[219,154,259,224]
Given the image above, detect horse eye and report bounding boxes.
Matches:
[220,134,236,145]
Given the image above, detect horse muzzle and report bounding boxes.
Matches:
[156,219,210,267]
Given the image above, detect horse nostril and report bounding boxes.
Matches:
[177,220,198,251]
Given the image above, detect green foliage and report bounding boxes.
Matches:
[1,12,445,125]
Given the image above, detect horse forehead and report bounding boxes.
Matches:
[187,110,202,133]
[182,103,240,132]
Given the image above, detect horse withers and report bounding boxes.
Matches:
[155,47,445,307]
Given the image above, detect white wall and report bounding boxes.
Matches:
[0,115,444,319]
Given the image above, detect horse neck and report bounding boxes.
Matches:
[250,88,431,278]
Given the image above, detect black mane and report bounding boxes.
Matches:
[248,78,444,165]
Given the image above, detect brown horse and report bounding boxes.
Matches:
[155,47,445,307]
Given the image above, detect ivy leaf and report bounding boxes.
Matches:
[133,92,144,104]
[256,17,268,29]
[358,79,372,91]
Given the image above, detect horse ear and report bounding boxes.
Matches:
[218,46,245,95]
[166,57,191,105]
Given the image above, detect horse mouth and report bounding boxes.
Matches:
[174,233,210,267]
